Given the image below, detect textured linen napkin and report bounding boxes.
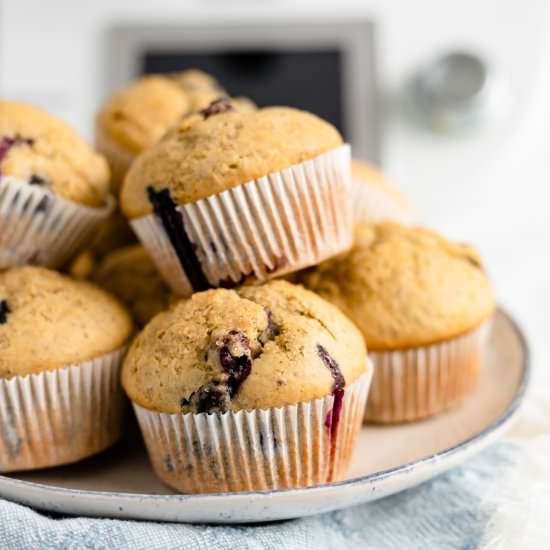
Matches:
[0,439,545,550]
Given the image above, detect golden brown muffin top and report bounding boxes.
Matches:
[300,222,495,350]
[95,71,255,192]
[0,101,110,207]
[0,266,133,378]
[122,280,367,414]
[120,105,343,218]
[96,75,191,155]
[170,69,221,92]
[94,244,171,328]
[169,69,224,111]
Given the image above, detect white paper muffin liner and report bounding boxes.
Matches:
[133,368,372,494]
[365,320,492,424]
[351,179,413,225]
[0,347,127,473]
[131,144,353,296]
[0,176,114,269]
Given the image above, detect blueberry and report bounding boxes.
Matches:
[218,331,252,397]
[0,300,10,325]
[199,97,235,119]
[183,380,231,414]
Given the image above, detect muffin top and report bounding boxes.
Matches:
[300,222,495,350]
[95,71,255,191]
[170,69,222,92]
[0,267,133,378]
[96,75,191,155]
[122,280,367,414]
[94,244,171,327]
[121,105,343,218]
[0,100,110,207]
[352,160,411,210]
[169,69,224,111]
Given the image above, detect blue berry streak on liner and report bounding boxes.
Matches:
[316,343,346,481]
[0,300,11,324]
[35,195,50,214]
[147,186,211,292]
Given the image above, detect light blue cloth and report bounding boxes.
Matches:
[0,443,517,550]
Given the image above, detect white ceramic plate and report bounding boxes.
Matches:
[0,309,528,524]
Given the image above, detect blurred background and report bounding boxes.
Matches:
[1,0,549,387]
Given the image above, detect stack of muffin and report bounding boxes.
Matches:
[0,69,495,494]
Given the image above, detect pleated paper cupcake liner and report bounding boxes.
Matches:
[133,368,373,494]
[131,144,353,296]
[0,347,127,473]
[351,180,413,225]
[0,176,114,269]
[365,320,492,424]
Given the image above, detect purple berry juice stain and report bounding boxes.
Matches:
[147,186,210,291]
[316,343,346,481]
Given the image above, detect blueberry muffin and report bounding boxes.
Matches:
[93,72,253,261]
[0,266,133,471]
[121,103,353,296]
[94,244,171,327]
[300,222,495,422]
[0,101,113,268]
[0,100,110,206]
[351,160,413,224]
[95,70,253,191]
[123,280,371,493]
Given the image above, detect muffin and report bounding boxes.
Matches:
[351,160,413,224]
[0,266,133,471]
[300,222,495,423]
[121,103,353,296]
[94,244,171,327]
[93,71,254,261]
[0,101,113,269]
[122,280,372,493]
[169,68,225,112]
[95,70,253,192]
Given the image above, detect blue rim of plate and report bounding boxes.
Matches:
[0,307,530,502]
